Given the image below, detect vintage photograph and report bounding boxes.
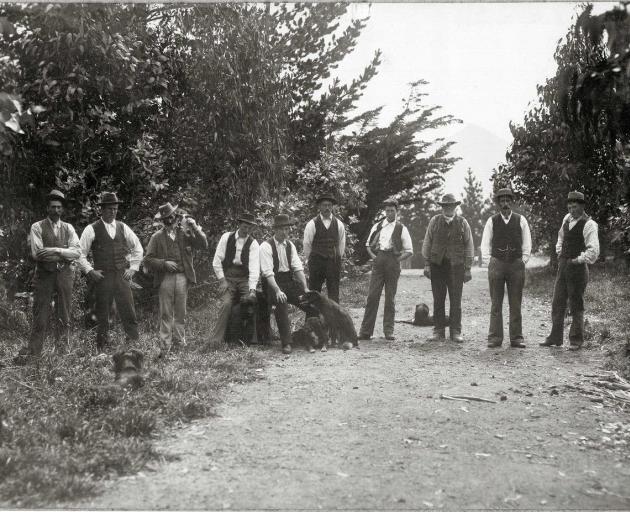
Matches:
[0,1,629,509]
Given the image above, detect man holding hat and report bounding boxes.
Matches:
[77,192,144,352]
[541,191,599,350]
[302,194,346,304]
[421,193,475,342]
[260,213,315,354]
[358,199,413,341]
[481,188,532,348]
[14,190,81,363]
[144,203,208,357]
[209,212,260,347]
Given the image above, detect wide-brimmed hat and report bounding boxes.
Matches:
[437,193,461,206]
[567,191,585,203]
[494,188,514,201]
[47,189,66,203]
[382,199,399,208]
[272,214,295,229]
[316,193,337,205]
[154,202,179,220]
[237,212,258,226]
[98,192,123,205]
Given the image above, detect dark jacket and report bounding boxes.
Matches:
[144,227,208,286]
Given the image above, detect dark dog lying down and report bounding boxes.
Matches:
[112,349,144,389]
[299,291,358,350]
[395,303,449,327]
[291,316,330,353]
[226,291,271,345]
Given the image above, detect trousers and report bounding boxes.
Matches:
[430,258,464,333]
[308,253,341,304]
[159,272,188,350]
[359,251,401,338]
[94,270,139,350]
[548,258,589,345]
[487,257,525,343]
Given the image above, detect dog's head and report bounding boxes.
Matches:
[112,349,144,373]
[298,290,322,307]
[414,303,430,319]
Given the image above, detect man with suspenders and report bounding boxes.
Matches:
[260,214,314,354]
[358,200,413,341]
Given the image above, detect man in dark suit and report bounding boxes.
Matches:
[144,202,208,357]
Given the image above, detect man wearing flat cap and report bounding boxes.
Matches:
[260,214,315,354]
[302,194,346,304]
[359,199,413,341]
[541,191,599,350]
[14,190,82,363]
[144,203,208,357]
[209,212,260,348]
[481,188,532,348]
[77,192,144,352]
[421,193,475,342]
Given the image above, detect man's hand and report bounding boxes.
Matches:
[164,261,179,272]
[423,267,431,279]
[88,269,104,282]
[464,269,472,283]
[247,289,257,301]
[569,257,581,264]
[123,268,136,281]
[275,288,287,304]
[218,278,229,294]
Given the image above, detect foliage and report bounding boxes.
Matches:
[459,168,492,248]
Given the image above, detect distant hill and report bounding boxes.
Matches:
[443,124,510,197]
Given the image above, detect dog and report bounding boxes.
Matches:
[395,303,449,327]
[291,316,330,352]
[112,349,144,389]
[226,291,271,345]
[298,291,358,350]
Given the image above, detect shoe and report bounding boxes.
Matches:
[450,332,463,343]
[428,330,446,342]
[539,338,562,347]
[568,343,582,351]
[487,340,502,348]
[341,341,354,350]
[282,344,292,354]
[384,335,396,341]
[358,334,372,341]
[510,340,526,348]
[307,345,316,353]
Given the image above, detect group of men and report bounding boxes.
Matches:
[14,184,599,364]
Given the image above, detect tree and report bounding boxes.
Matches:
[459,168,492,248]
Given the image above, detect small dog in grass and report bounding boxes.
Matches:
[395,303,449,327]
[291,316,330,353]
[299,291,358,350]
[112,349,144,389]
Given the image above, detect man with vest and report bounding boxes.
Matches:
[260,214,315,354]
[480,188,532,348]
[421,193,475,342]
[144,203,208,357]
[77,192,144,352]
[209,212,260,348]
[14,190,81,363]
[358,200,413,341]
[541,191,599,350]
[302,194,346,304]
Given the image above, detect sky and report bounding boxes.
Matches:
[333,2,616,194]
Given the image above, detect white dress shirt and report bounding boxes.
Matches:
[212,230,260,290]
[77,219,144,273]
[555,213,599,264]
[302,214,346,260]
[365,219,413,253]
[480,212,532,265]
[260,237,304,278]
[29,218,82,262]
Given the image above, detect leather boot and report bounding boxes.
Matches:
[428,328,446,342]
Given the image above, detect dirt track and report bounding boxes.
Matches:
[78,267,630,510]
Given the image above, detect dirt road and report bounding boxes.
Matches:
[78,267,630,510]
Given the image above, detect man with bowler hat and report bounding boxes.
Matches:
[421,193,475,342]
[77,192,143,352]
[358,199,413,341]
[144,202,208,357]
[481,188,532,348]
[541,191,599,350]
[208,212,260,348]
[14,190,81,363]
[302,194,346,304]
[260,213,316,354]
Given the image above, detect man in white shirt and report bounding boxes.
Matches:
[208,212,260,347]
[541,191,599,350]
[358,200,413,341]
[302,194,346,304]
[14,190,81,363]
[260,214,314,354]
[77,192,143,352]
[480,188,532,348]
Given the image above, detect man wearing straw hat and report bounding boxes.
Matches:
[144,202,208,357]
[421,193,475,343]
[260,213,316,354]
[77,192,144,352]
[481,187,532,348]
[14,189,81,363]
[541,191,599,350]
[302,193,346,304]
[358,199,413,341]
[208,212,260,348]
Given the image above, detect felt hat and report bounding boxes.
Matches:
[272,214,295,228]
[98,192,123,205]
[567,191,585,203]
[316,193,337,205]
[494,188,515,200]
[154,202,179,220]
[47,189,66,203]
[437,193,461,206]
[236,212,258,226]
[382,199,399,208]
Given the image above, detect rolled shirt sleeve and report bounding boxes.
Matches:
[29,222,44,260]
[212,232,229,280]
[556,215,568,256]
[401,225,413,254]
[578,219,600,264]
[259,241,274,279]
[122,223,143,271]
[520,216,532,263]
[365,223,378,247]
[247,240,260,290]
[480,217,494,266]
[302,220,315,261]
[77,224,96,274]
[338,220,346,257]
